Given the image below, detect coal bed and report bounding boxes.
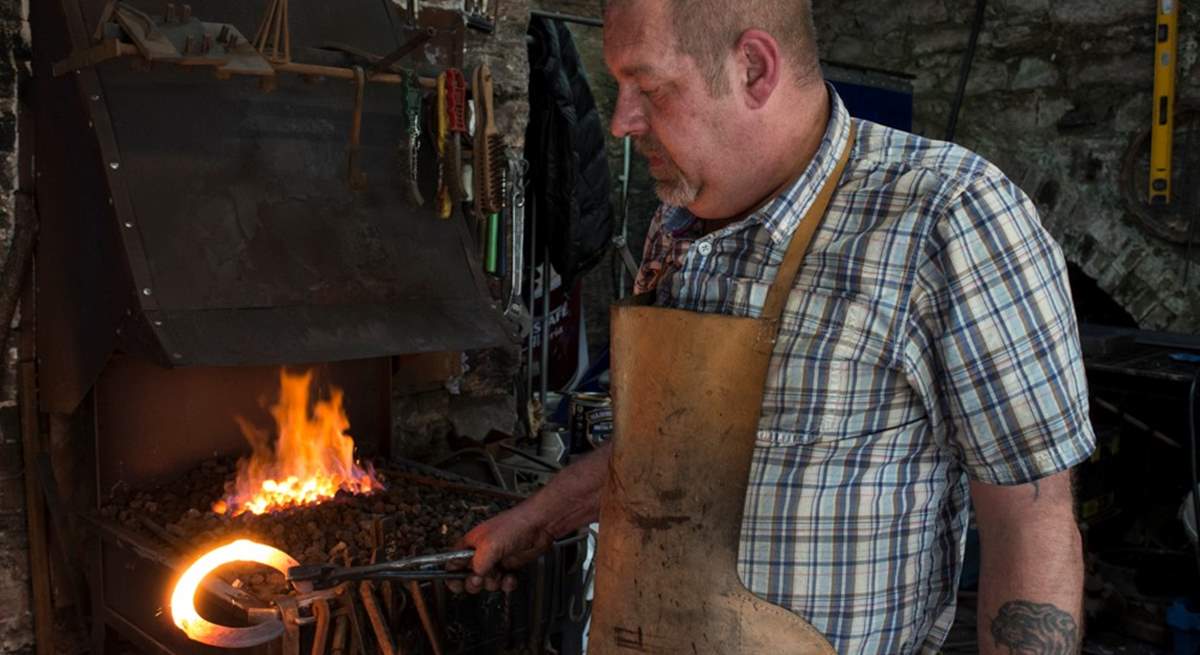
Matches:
[100,458,515,601]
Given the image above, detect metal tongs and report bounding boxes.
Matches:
[286,549,475,588]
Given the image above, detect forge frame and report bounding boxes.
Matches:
[55,356,587,654]
[26,0,560,651]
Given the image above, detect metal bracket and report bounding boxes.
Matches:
[372,27,435,76]
[612,234,640,279]
[275,596,302,655]
[347,66,368,191]
[52,38,125,76]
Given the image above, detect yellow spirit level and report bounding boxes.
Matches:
[1150,0,1179,205]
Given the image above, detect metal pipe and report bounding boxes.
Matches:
[110,42,446,88]
[617,135,632,299]
[526,196,537,409]
[539,244,551,405]
[1092,396,1183,449]
[944,0,987,142]
[529,9,603,27]
[19,231,52,655]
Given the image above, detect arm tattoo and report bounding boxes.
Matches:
[990,601,1080,654]
[1031,479,1040,501]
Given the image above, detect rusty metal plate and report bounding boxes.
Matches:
[36,0,501,411]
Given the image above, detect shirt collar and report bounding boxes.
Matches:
[756,84,852,246]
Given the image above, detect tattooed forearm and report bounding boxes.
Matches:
[990,601,1079,654]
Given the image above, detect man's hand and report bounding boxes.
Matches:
[447,444,611,594]
[972,469,1084,654]
[449,505,555,593]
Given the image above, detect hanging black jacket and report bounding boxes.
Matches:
[525,16,613,287]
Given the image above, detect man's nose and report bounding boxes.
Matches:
[610,88,647,139]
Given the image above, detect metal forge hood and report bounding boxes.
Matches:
[33,0,508,412]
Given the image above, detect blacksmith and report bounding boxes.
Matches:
[456,2,1095,653]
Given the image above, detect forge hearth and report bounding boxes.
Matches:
[27,0,577,651]
[102,460,515,600]
[92,459,584,654]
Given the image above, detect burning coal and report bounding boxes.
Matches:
[213,369,381,516]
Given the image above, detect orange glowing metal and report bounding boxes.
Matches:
[215,369,380,516]
[170,539,301,645]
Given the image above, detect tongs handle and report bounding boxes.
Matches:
[287,549,476,584]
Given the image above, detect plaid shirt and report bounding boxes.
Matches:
[633,89,1094,654]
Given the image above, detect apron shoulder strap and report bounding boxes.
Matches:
[759,123,857,323]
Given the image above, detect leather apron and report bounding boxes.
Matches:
[589,126,855,654]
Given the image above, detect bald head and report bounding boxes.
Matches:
[606,0,822,95]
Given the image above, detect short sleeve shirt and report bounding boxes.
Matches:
[632,88,1095,654]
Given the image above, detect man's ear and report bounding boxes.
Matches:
[736,29,781,109]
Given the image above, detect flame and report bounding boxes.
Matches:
[215,369,380,516]
[170,539,300,644]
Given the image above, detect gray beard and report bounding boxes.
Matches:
[653,171,700,207]
[637,135,700,207]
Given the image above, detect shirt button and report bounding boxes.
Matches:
[696,242,713,256]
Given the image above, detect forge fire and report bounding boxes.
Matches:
[212,369,382,517]
[100,369,514,604]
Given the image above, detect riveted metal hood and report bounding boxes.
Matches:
[32,0,506,412]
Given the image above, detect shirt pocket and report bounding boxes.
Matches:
[752,286,902,447]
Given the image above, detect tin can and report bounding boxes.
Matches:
[539,423,570,466]
[569,392,613,452]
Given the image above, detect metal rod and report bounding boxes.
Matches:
[18,219,52,655]
[617,135,632,299]
[291,549,475,584]
[331,614,349,655]
[107,42,444,88]
[311,599,331,655]
[539,244,552,405]
[252,0,274,48]
[270,0,284,61]
[526,197,537,408]
[1092,396,1184,449]
[530,9,603,27]
[277,60,437,87]
[498,443,562,472]
[282,0,291,63]
[944,0,987,142]
[358,581,396,655]
[408,580,446,655]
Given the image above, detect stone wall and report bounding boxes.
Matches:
[813,0,1200,331]
[560,0,1200,354]
[0,0,30,650]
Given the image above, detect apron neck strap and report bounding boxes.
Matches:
[759,123,856,323]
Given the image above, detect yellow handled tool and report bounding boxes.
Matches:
[1150,0,1178,205]
[435,72,452,219]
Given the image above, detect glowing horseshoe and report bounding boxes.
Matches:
[170,539,313,648]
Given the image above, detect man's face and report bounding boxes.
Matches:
[603,2,741,216]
